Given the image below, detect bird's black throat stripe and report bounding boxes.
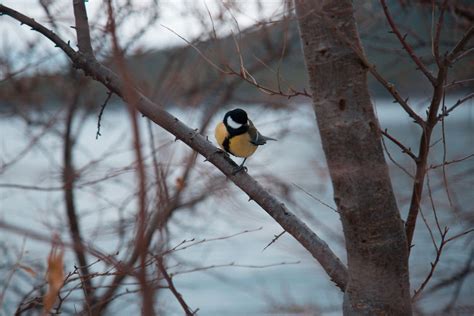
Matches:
[223,124,248,156]
[223,135,232,155]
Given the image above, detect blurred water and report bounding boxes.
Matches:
[0,99,473,315]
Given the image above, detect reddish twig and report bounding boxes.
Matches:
[432,0,448,67]
[446,25,474,63]
[323,12,425,126]
[380,0,436,85]
[157,258,197,316]
[412,226,448,301]
[105,2,154,315]
[412,226,474,301]
[437,92,474,121]
[428,153,474,170]
[381,129,418,161]
[405,64,447,249]
[62,82,95,305]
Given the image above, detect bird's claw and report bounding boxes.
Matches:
[232,165,247,175]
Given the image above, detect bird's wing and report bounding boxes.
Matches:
[248,120,277,146]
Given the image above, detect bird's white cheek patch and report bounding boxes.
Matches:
[227,117,243,129]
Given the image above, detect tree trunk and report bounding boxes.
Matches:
[294,1,412,314]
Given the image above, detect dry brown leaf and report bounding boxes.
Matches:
[176,177,185,191]
[18,264,37,277]
[43,241,64,313]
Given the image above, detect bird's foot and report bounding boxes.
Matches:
[232,165,248,175]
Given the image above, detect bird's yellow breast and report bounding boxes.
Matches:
[215,122,228,150]
[214,122,258,158]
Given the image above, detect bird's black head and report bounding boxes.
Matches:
[228,108,248,124]
[223,108,249,135]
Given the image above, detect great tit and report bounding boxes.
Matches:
[215,108,276,172]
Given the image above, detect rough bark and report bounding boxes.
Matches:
[294,0,412,314]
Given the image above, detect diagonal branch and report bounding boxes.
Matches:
[447,25,474,63]
[380,0,436,85]
[381,129,418,161]
[437,92,474,121]
[0,1,348,292]
[157,257,197,316]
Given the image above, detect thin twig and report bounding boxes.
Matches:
[106,1,153,315]
[171,260,301,276]
[323,10,425,126]
[446,25,474,63]
[412,227,474,300]
[157,258,196,316]
[380,0,436,85]
[412,227,448,301]
[163,227,263,255]
[380,132,415,179]
[428,153,474,169]
[72,0,94,57]
[381,129,418,161]
[432,0,448,67]
[96,91,112,139]
[292,183,338,213]
[262,231,286,251]
[437,92,474,120]
[440,96,455,209]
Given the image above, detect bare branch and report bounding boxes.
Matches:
[105,1,154,314]
[62,83,95,305]
[72,0,94,57]
[162,24,311,99]
[381,129,418,161]
[323,11,425,126]
[428,152,474,169]
[0,1,348,293]
[405,39,449,249]
[447,25,474,63]
[413,226,474,301]
[381,134,415,179]
[292,183,338,213]
[437,92,474,120]
[157,258,196,316]
[164,227,263,255]
[432,0,448,67]
[380,0,436,85]
[171,260,301,276]
[262,231,286,251]
[412,227,448,301]
[444,78,474,89]
[96,91,113,139]
[445,228,474,244]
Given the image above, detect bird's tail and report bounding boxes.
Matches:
[252,133,277,145]
[262,135,277,141]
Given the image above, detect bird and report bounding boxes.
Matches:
[215,108,277,173]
